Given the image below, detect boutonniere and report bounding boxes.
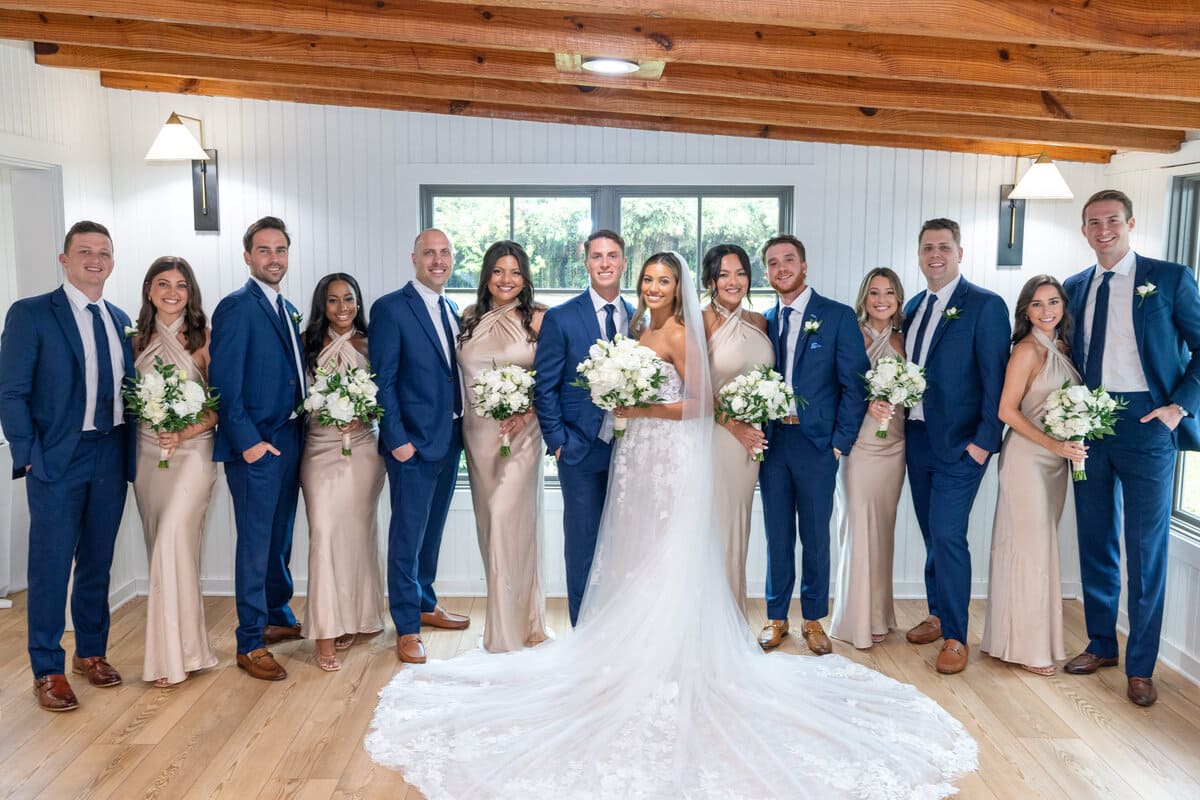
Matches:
[123,324,138,338]
[942,307,961,321]
[802,319,822,335]
[290,311,303,327]
[1136,281,1157,307]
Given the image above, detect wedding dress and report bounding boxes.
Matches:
[366,260,977,799]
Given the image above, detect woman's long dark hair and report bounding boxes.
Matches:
[303,272,368,372]
[458,240,540,344]
[135,256,207,354]
[1012,274,1073,349]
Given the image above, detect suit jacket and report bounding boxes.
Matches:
[533,290,636,466]
[902,278,1010,462]
[1065,253,1200,451]
[369,281,462,462]
[764,291,869,454]
[0,286,136,481]
[209,278,305,462]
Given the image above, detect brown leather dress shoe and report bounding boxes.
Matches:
[906,615,942,645]
[420,606,470,630]
[1063,651,1119,675]
[262,623,303,645]
[72,655,122,687]
[397,633,427,664]
[936,639,969,674]
[236,647,288,681]
[34,674,79,712]
[1127,677,1158,707]
[757,619,789,649]
[802,620,833,656]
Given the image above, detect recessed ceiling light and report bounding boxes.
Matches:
[580,57,640,75]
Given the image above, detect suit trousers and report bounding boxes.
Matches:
[1073,392,1175,678]
[225,418,303,653]
[759,425,837,621]
[557,439,613,627]
[385,420,463,636]
[905,421,989,644]
[26,427,129,678]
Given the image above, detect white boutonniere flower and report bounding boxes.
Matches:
[123,324,138,338]
[803,319,822,334]
[1136,281,1157,307]
[943,307,961,321]
[290,311,303,327]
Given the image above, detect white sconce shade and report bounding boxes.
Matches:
[145,113,209,161]
[1008,154,1074,200]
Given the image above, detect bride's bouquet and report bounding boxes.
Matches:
[303,362,383,455]
[123,356,219,468]
[571,334,665,438]
[470,363,536,457]
[1041,382,1125,481]
[863,355,926,438]
[716,365,794,461]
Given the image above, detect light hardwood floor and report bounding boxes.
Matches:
[1,593,1197,800]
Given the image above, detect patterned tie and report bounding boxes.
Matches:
[776,306,793,373]
[911,295,938,366]
[439,296,463,417]
[1085,271,1115,389]
[87,303,114,433]
[276,295,302,405]
[603,303,617,341]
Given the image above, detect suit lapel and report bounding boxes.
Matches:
[50,287,86,375]
[403,282,451,373]
[1132,255,1151,362]
[104,301,137,382]
[902,292,924,335]
[574,291,603,342]
[925,280,970,357]
[1070,267,1095,366]
[247,278,293,354]
[793,292,825,374]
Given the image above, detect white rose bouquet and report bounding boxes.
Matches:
[715,365,795,461]
[1041,382,1125,481]
[571,334,665,438]
[864,355,926,438]
[302,362,383,455]
[470,363,536,457]
[123,356,219,468]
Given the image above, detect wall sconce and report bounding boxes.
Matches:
[144,112,220,232]
[997,154,1074,267]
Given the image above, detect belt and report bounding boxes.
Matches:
[80,424,125,441]
[779,415,801,425]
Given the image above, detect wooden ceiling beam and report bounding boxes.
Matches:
[7,2,1200,101]
[98,71,1115,163]
[32,41,1200,132]
[52,49,1181,151]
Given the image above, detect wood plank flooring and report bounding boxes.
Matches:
[1,593,1197,799]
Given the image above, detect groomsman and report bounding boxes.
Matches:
[210,216,307,681]
[534,229,635,626]
[902,218,1009,674]
[758,235,868,654]
[370,228,470,665]
[0,221,135,711]
[1064,189,1200,707]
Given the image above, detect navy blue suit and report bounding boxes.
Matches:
[209,278,306,653]
[0,286,135,678]
[1065,254,1200,677]
[533,290,635,625]
[902,278,1010,644]
[369,281,463,636]
[760,291,869,621]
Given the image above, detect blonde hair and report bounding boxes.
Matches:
[853,267,906,331]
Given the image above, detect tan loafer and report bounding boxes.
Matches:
[236,647,288,681]
[72,655,122,687]
[397,633,427,664]
[802,620,833,656]
[1127,677,1157,707]
[262,623,303,645]
[758,619,789,649]
[936,639,969,674]
[1063,651,1119,674]
[34,674,79,712]
[420,606,470,630]
[906,615,942,645]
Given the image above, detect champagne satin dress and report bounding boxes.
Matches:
[299,331,387,641]
[459,303,549,653]
[133,319,219,684]
[981,331,1078,669]
[707,302,775,617]
[830,326,904,648]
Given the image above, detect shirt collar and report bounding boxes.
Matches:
[589,287,624,313]
[251,276,281,304]
[1095,249,1136,280]
[412,278,444,307]
[930,275,962,307]
[63,280,104,312]
[783,286,813,314]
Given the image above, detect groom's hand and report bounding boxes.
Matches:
[965,442,988,465]
[554,447,562,460]
[392,442,417,463]
[243,441,281,464]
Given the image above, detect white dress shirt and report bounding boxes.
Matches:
[779,286,813,416]
[905,274,961,422]
[412,279,465,418]
[1082,249,1149,393]
[63,281,125,431]
[589,287,628,337]
[251,277,307,414]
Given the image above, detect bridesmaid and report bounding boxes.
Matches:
[981,275,1084,676]
[830,268,906,649]
[131,257,219,687]
[701,244,772,617]
[299,273,386,672]
[458,241,551,653]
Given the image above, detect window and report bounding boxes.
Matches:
[1167,174,1200,534]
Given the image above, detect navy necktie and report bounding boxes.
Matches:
[603,303,617,341]
[276,295,302,404]
[440,296,463,417]
[87,303,114,433]
[776,306,793,374]
[1085,271,1114,389]
[911,295,938,366]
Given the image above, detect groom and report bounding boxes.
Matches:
[534,229,635,626]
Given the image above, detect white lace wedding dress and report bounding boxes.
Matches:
[366,357,977,800]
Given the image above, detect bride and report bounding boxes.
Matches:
[366,252,977,799]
